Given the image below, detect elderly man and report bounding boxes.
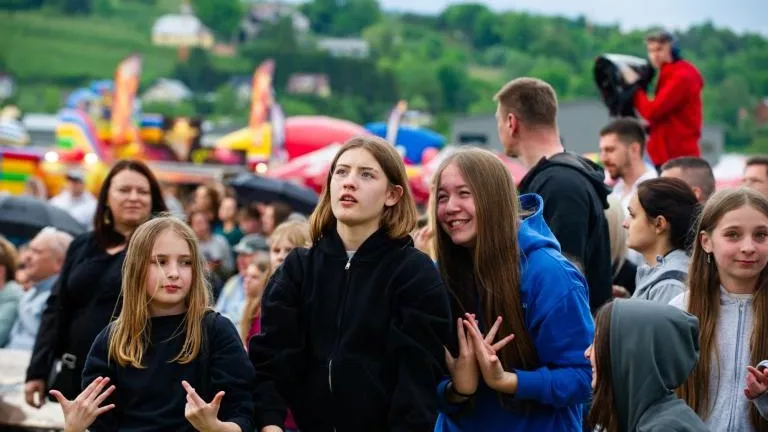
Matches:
[6,228,73,350]
[215,233,269,328]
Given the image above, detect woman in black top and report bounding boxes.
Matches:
[250,136,452,432]
[25,160,167,406]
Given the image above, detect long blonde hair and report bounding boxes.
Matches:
[108,216,212,368]
[240,256,271,343]
[308,136,418,242]
[605,196,628,278]
[679,188,768,431]
[431,148,538,373]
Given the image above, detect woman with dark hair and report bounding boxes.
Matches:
[585,300,707,431]
[24,160,167,407]
[624,177,698,303]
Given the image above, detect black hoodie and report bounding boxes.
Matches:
[518,152,612,312]
[249,228,452,432]
[608,300,708,432]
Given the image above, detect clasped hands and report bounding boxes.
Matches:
[444,313,517,397]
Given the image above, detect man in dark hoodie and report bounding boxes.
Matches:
[495,77,612,313]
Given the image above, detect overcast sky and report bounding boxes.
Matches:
[355,0,767,36]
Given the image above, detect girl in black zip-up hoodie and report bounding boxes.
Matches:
[250,136,452,432]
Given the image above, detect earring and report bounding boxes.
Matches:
[707,253,711,264]
[104,208,111,225]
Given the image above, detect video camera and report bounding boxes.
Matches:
[593,54,655,117]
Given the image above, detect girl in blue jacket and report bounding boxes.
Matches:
[431,148,594,431]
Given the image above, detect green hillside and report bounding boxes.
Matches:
[1,0,767,149]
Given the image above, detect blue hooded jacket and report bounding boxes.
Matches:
[436,193,594,432]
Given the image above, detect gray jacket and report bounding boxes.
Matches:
[610,299,708,432]
[632,249,689,304]
[670,289,768,431]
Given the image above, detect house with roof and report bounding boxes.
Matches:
[142,79,193,104]
[316,37,370,58]
[152,2,214,49]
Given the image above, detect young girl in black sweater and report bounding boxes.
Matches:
[50,216,255,431]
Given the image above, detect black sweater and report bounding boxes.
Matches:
[518,152,613,313]
[249,228,452,432]
[82,312,255,432]
[27,232,125,397]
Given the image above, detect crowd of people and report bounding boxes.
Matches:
[0,31,767,432]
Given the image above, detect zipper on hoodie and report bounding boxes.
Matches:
[328,256,353,399]
[726,300,746,431]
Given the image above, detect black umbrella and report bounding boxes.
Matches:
[229,173,319,214]
[0,194,86,239]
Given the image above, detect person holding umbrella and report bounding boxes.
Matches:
[24,160,168,407]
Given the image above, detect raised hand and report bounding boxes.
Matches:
[464,315,517,393]
[443,316,478,397]
[49,376,115,432]
[182,380,226,432]
[744,365,768,400]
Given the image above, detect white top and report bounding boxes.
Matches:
[49,190,97,229]
[610,168,658,217]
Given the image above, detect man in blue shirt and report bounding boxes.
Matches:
[7,227,73,350]
[214,234,269,329]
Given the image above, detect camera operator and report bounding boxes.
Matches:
[623,30,704,172]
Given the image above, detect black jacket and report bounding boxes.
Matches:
[83,312,255,431]
[27,232,125,397]
[249,228,452,432]
[518,152,613,312]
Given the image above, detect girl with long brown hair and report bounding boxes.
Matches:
[50,216,255,431]
[249,135,451,432]
[432,148,593,431]
[239,257,270,344]
[586,300,707,431]
[670,188,768,431]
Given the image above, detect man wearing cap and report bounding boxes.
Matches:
[214,234,269,328]
[49,170,97,230]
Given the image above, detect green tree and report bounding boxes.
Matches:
[528,57,573,97]
[0,0,45,11]
[302,0,380,36]
[173,48,222,92]
[212,84,241,117]
[363,18,403,59]
[194,0,242,39]
[259,16,298,51]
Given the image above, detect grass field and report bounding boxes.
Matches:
[0,1,249,87]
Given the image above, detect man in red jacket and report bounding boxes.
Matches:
[624,30,704,171]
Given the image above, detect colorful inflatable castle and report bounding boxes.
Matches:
[0,147,42,195]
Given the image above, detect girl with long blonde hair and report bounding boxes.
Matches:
[50,216,255,432]
[670,188,768,431]
[432,147,593,431]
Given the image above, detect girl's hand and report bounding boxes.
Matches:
[414,226,434,255]
[443,315,478,396]
[744,365,768,400]
[49,376,116,432]
[464,315,517,393]
[182,380,226,432]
